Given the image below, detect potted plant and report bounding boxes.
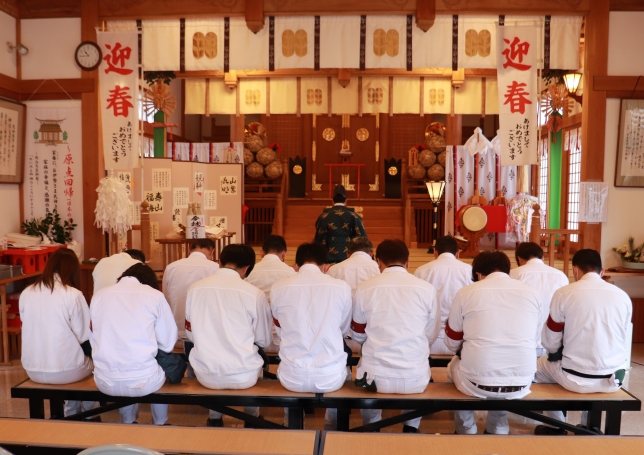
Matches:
[22,209,76,245]
[613,237,644,270]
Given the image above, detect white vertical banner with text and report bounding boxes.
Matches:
[497,25,538,166]
[97,31,140,170]
[23,101,84,243]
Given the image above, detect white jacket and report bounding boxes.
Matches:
[351,266,440,378]
[510,258,569,348]
[162,252,219,340]
[270,264,352,378]
[20,278,90,373]
[186,268,272,377]
[327,251,380,298]
[414,253,472,339]
[245,254,296,302]
[445,272,541,386]
[90,277,178,381]
[542,272,632,376]
[92,253,140,294]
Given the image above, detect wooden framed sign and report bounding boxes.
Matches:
[0,98,26,183]
[616,99,644,187]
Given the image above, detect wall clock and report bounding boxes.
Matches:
[75,41,102,71]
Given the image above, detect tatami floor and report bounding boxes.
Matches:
[0,249,639,434]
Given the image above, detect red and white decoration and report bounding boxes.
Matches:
[496,24,538,166]
[97,30,140,170]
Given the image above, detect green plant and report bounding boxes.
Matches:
[144,71,176,86]
[22,209,76,244]
[613,237,644,263]
[541,69,568,86]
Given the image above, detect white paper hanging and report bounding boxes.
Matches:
[424,78,451,114]
[142,20,180,71]
[454,78,483,115]
[229,17,269,70]
[393,77,420,114]
[239,79,267,114]
[365,15,407,69]
[459,16,498,69]
[301,77,329,114]
[270,78,298,114]
[361,77,389,114]
[320,16,361,69]
[184,79,206,114]
[550,16,582,70]
[444,146,455,237]
[332,78,359,115]
[185,18,224,71]
[412,16,452,69]
[275,16,315,69]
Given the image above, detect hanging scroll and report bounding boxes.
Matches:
[496,23,538,166]
[98,30,140,170]
[616,99,644,187]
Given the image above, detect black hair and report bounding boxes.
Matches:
[118,263,159,290]
[220,244,256,277]
[471,250,511,281]
[190,238,216,251]
[124,249,146,263]
[375,239,409,266]
[348,236,373,255]
[515,241,544,266]
[262,234,287,254]
[332,193,347,204]
[572,249,602,274]
[435,236,459,255]
[295,243,327,267]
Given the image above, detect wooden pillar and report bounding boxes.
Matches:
[580,0,609,251]
[302,114,313,193]
[379,113,389,186]
[446,114,462,146]
[81,0,104,260]
[230,114,245,142]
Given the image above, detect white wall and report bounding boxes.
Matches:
[0,184,20,238]
[20,18,81,80]
[0,11,17,78]
[601,12,644,296]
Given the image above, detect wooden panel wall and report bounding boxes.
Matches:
[389,115,428,160]
[260,114,303,161]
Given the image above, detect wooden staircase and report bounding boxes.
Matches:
[283,201,415,249]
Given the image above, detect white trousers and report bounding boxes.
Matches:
[448,357,531,434]
[26,356,98,417]
[359,370,431,429]
[196,368,261,420]
[535,357,620,426]
[279,367,347,430]
[94,367,168,425]
[430,337,454,356]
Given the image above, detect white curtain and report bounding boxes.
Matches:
[142,20,180,71]
[185,19,224,71]
[412,16,452,69]
[550,16,582,70]
[229,17,269,70]
[275,16,315,69]
[459,15,497,69]
[320,16,361,68]
[365,15,407,69]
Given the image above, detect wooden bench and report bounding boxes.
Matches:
[321,432,644,455]
[11,377,317,430]
[0,418,318,455]
[321,382,641,435]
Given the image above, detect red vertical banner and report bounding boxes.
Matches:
[497,24,538,166]
[97,31,140,170]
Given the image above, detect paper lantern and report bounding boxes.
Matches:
[437,150,447,167]
[246,162,264,178]
[408,164,426,179]
[265,160,284,179]
[256,147,276,165]
[418,150,437,168]
[427,163,445,181]
[243,148,254,166]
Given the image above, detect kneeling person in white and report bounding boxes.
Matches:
[414,235,472,355]
[186,244,272,427]
[20,249,98,417]
[90,264,178,425]
[534,249,632,435]
[271,243,352,430]
[445,251,540,435]
[327,236,380,299]
[510,242,569,357]
[351,239,440,433]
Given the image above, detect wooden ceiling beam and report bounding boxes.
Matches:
[416,0,435,31]
[594,75,644,92]
[245,0,265,33]
[18,0,80,18]
[0,0,19,18]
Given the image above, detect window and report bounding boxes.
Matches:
[565,127,582,242]
[538,137,548,228]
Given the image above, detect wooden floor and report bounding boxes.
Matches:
[256,247,574,281]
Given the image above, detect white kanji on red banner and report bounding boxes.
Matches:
[98,31,140,170]
[497,25,538,166]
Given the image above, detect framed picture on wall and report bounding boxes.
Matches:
[0,98,26,183]
[615,98,644,187]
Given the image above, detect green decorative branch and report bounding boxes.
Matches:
[22,209,76,244]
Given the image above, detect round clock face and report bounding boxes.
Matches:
[75,41,102,71]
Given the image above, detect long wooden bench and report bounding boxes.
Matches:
[11,377,317,430]
[12,377,640,435]
[0,418,318,455]
[321,432,644,455]
[321,382,641,435]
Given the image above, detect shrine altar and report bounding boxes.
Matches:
[324,164,366,199]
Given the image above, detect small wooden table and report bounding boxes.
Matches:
[324,164,366,199]
[155,233,235,270]
[0,271,42,365]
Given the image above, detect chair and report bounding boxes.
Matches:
[78,445,163,455]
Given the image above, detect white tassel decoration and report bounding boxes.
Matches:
[94,176,133,234]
